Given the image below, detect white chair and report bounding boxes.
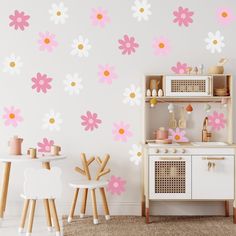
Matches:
[68,153,110,224]
[18,167,62,236]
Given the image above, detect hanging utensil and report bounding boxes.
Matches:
[169,112,177,129]
[178,107,186,128]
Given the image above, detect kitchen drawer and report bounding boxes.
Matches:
[192,155,234,199]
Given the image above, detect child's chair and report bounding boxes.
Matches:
[18,167,62,236]
[68,153,110,224]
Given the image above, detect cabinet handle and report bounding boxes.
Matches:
[160,157,183,160]
[202,157,225,160]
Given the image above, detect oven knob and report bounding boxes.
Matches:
[163,149,168,153]
[181,149,186,153]
[172,149,177,153]
[156,149,160,153]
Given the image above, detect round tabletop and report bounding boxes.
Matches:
[0,154,66,163]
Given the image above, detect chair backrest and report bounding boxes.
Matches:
[24,167,62,199]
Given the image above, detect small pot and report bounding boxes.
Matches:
[8,136,23,155]
[208,66,224,74]
[154,128,168,140]
[51,145,61,156]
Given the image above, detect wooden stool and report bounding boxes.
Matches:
[68,153,110,224]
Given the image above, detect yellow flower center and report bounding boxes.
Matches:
[9,113,15,119]
[175,135,180,141]
[212,39,218,45]
[130,92,136,98]
[56,11,61,16]
[71,82,76,87]
[97,14,103,20]
[139,8,144,13]
[137,152,142,157]
[159,43,165,48]
[78,44,84,50]
[104,70,110,77]
[221,12,228,18]
[44,38,50,44]
[9,61,16,67]
[49,118,55,124]
[119,128,125,134]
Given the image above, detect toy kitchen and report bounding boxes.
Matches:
[141,74,236,224]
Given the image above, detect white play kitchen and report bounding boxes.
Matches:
[142,74,236,224]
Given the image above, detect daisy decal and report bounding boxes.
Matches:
[49,2,68,24]
[208,111,226,131]
[205,31,225,53]
[107,176,126,195]
[173,6,194,27]
[131,0,152,22]
[32,73,53,93]
[64,73,83,95]
[3,106,23,127]
[123,84,141,106]
[3,54,23,75]
[98,64,117,84]
[90,7,110,27]
[112,121,133,142]
[153,37,170,56]
[81,111,102,131]
[37,138,54,153]
[42,110,62,131]
[9,10,30,31]
[217,7,235,25]
[71,36,91,57]
[129,144,143,166]
[38,32,58,52]
[169,128,189,142]
[171,62,188,74]
[118,35,139,55]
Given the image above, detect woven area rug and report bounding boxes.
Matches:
[62,215,236,236]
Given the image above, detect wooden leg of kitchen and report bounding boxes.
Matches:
[0,162,11,219]
[233,207,236,224]
[145,198,150,224]
[141,196,146,217]
[224,201,229,217]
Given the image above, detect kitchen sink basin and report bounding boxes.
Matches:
[191,142,227,146]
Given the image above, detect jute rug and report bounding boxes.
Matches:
[62,215,236,236]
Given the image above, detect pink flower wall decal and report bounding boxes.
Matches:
[112,121,133,142]
[118,35,139,55]
[90,7,110,27]
[169,128,189,142]
[9,10,30,31]
[153,37,170,56]
[3,106,23,127]
[98,64,117,84]
[208,111,226,131]
[107,175,126,195]
[171,62,188,74]
[32,73,53,93]
[173,6,194,27]
[216,8,235,25]
[38,32,58,52]
[81,111,102,131]
[37,138,54,152]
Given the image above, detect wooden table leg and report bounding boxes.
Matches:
[43,199,52,231]
[99,187,110,220]
[49,199,61,236]
[80,188,87,218]
[0,162,11,219]
[225,200,229,217]
[19,199,30,233]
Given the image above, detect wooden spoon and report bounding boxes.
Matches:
[178,107,186,129]
[169,112,177,129]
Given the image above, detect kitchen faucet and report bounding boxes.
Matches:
[202,116,212,142]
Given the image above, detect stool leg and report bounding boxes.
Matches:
[49,199,61,236]
[43,199,53,231]
[91,189,98,224]
[18,199,30,233]
[68,188,79,223]
[99,187,110,220]
[26,200,36,236]
[80,188,88,218]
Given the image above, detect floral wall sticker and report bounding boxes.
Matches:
[131,0,151,22]
[208,111,226,131]
[173,7,194,27]
[42,110,62,131]
[169,128,189,142]
[49,2,68,24]
[71,35,91,58]
[37,138,54,153]
[64,74,83,95]
[216,7,235,25]
[118,35,139,55]
[38,32,58,52]
[113,121,133,142]
[107,175,126,195]
[91,7,110,27]
[205,31,225,53]
[9,10,30,31]
[153,37,170,56]
[171,62,188,74]
[3,106,23,127]
[98,64,117,84]
[3,54,23,75]
[32,73,53,93]
[123,84,141,106]
[129,144,142,166]
[81,111,102,131]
